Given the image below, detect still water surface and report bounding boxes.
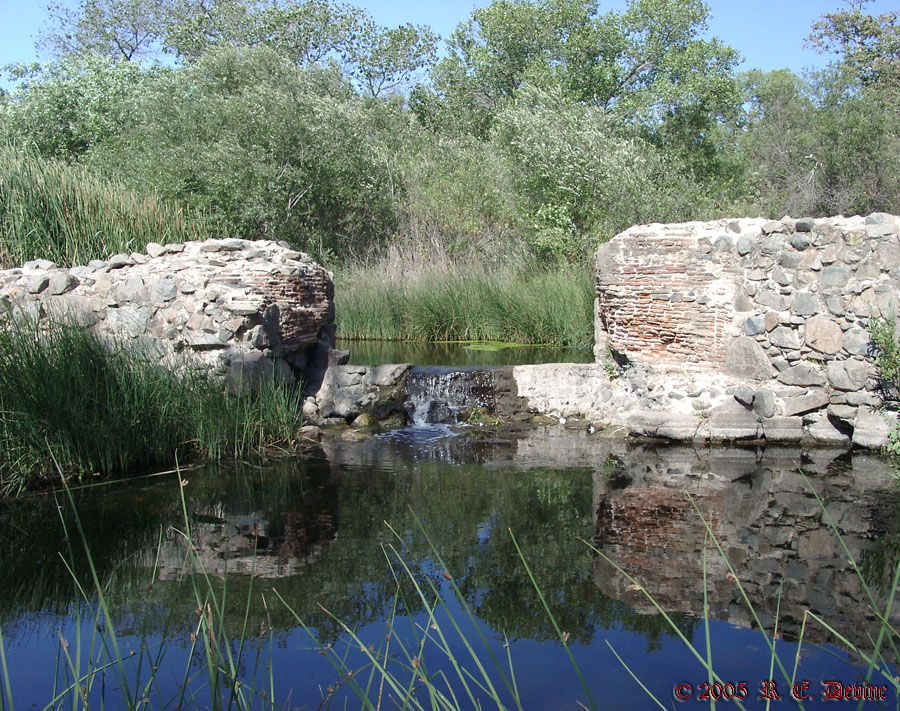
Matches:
[2,427,900,709]
[337,339,594,366]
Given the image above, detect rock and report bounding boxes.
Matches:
[107,253,132,269]
[866,212,894,225]
[779,250,801,268]
[827,404,857,425]
[762,220,784,235]
[24,259,58,271]
[781,390,829,417]
[106,305,151,337]
[713,235,732,252]
[25,274,49,294]
[792,292,819,316]
[826,360,870,391]
[732,386,755,407]
[777,364,825,387]
[735,293,755,312]
[761,417,804,442]
[842,327,872,356]
[709,400,760,441]
[819,266,850,287]
[825,297,845,316]
[302,397,319,422]
[146,242,165,258]
[627,410,702,441]
[795,218,816,232]
[852,408,895,448]
[352,413,379,429]
[117,275,148,302]
[772,267,792,286]
[742,316,766,336]
[762,236,784,253]
[756,290,791,311]
[770,326,800,350]
[47,271,77,295]
[149,278,177,302]
[807,413,851,445]
[328,349,351,366]
[340,429,374,442]
[789,234,811,250]
[753,388,776,418]
[804,314,843,354]
[725,337,773,381]
[736,236,753,256]
[845,391,880,407]
[299,424,323,442]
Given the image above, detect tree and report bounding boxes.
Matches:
[423,0,741,137]
[38,0,169,61]
[342,20,437,98]
[808,0,900,94]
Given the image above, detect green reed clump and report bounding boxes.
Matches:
[0,144,219,268]
[0,316,302,495]
[336,265,594,350]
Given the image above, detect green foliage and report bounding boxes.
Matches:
[870,315,900,454]
[808,0,900,95]
[3,0,898,271]
[336,261,594,350]
[0,316,303,495]
[96,46,400,257]
[426,0,741,138]
[0,54,149,157]
[737,66,900,218]
[39,0,168,61]
[0,144,216,267]
[395,131,518,250]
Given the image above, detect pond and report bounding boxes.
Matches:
[336,338,594,366]
[2,426,900,710]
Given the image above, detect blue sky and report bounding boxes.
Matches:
[2,0,900,91]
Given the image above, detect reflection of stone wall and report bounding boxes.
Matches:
[151,505,337,579]
[0,239,335,387]
[592,446,900,648]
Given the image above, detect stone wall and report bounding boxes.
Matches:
[0,239,334,388]
[594,214,900,447]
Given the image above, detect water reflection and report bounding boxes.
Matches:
[1,430,899,708]
[592,446,900,651]
[337,338,593,366]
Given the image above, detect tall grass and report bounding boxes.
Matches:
[0,316,303,495]
[0,144,219,268]
[336,262,594,351]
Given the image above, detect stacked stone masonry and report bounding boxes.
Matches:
[594,213,900,447]
[0,239,335,388]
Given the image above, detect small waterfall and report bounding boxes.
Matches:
[403,367,496,426]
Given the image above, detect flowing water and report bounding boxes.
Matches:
[3,424,900,710]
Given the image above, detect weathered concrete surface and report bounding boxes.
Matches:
[0,239,335,387]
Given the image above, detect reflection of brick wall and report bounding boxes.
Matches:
[596,230,740,371]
